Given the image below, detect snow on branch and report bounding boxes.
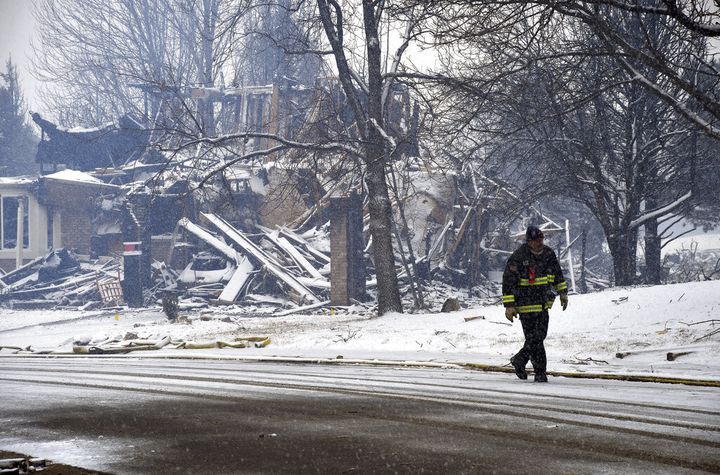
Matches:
[572,0,720,37]
[629,191,692,230]
[370,118,398,150]
[179,132,361,157]
[381,14,415,110]
[621,59,720,141]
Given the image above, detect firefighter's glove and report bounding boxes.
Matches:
[505,307,518,322]
[560,294,569,311]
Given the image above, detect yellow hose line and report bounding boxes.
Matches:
[461,362,720,387]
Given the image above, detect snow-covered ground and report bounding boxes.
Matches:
[1,280,719,382]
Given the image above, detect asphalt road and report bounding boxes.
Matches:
[0,357,719,474]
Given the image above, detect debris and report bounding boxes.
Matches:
[260,227,324,280]
[274,300,331,317]
[96,272,123,305]
[488,320,513,326]
[162,290,179,321]
[178,253,235,285]
[441,297,460,312]
[72,335,171,354]
[0,254,47,287]
[0,250,121,310]
[616,344,710,359]
[202,213,321,305]
[37,248,80,282]
[464,316,485,322]
[217,255,254,304]
[667,351,694,361]
[611,296,629,304]
[563,356,609,365]
[0,457,47,472]
[694,328,720,342]
[681,319,720,326]
[177,217,238,261]
[173,337,271,349]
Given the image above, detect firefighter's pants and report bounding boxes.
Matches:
[514,310,549,373]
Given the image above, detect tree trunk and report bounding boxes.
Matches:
[607,229,638,286]
[579,230,588,293]
[643,217,662,284]
[365,160,402,314]
[363,0,402,315]
[201,0,216,136]
[315,0,403,314]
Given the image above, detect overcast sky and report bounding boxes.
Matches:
[0,0,38,110]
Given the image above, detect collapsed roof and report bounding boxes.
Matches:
[32,113,152,172]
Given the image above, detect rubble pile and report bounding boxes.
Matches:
[175,213,332,310]
[0,249,122,310]
[0,214,335,313]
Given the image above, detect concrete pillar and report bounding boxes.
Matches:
[15,198,24,268]
[123,241,144,307]
[52,209,62,249]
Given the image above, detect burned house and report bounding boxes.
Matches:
[2,79,473,310]
[0,171,120,273]
[32,113,155,176]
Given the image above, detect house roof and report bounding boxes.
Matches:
[42,169,120,190]
[0,176,35,186]
[32,113,150,171]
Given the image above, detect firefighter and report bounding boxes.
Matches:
[502,225,568,382]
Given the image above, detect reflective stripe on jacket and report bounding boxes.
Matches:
[502,243,567,314]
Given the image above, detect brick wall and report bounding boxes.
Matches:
[60,207,94,254]
[330,194,365,306]
[330,202,349,305]
[39,180,117,255]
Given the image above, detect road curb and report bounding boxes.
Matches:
[3,352,719,387]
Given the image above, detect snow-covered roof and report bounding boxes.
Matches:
[58,123,114,134]
[0,176,35,186]
[44,169,108,185]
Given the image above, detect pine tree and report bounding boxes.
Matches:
[0,58,37,176]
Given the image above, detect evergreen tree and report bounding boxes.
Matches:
[0,58,37,176]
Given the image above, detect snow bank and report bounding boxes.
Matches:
[1,281,718,381]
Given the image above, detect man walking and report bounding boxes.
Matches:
[502,225,568,382]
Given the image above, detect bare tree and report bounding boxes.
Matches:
[32,0,245,129]
[405,1,706,286]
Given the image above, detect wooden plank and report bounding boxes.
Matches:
[3,272,39,291]
[0,254,48,287]
[177,218,237,262]
[279,228,331,264]
[297,276,332,289]
[202,213,320,304]
[263,230,324,280]
[217,255,254,303]
[274,300,330,316]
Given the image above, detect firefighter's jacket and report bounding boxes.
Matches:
[502,243,568,314]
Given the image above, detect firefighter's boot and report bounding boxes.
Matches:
[510,356,528,380]
[534,371,548,383]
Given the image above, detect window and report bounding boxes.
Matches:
[1,196,29,250]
